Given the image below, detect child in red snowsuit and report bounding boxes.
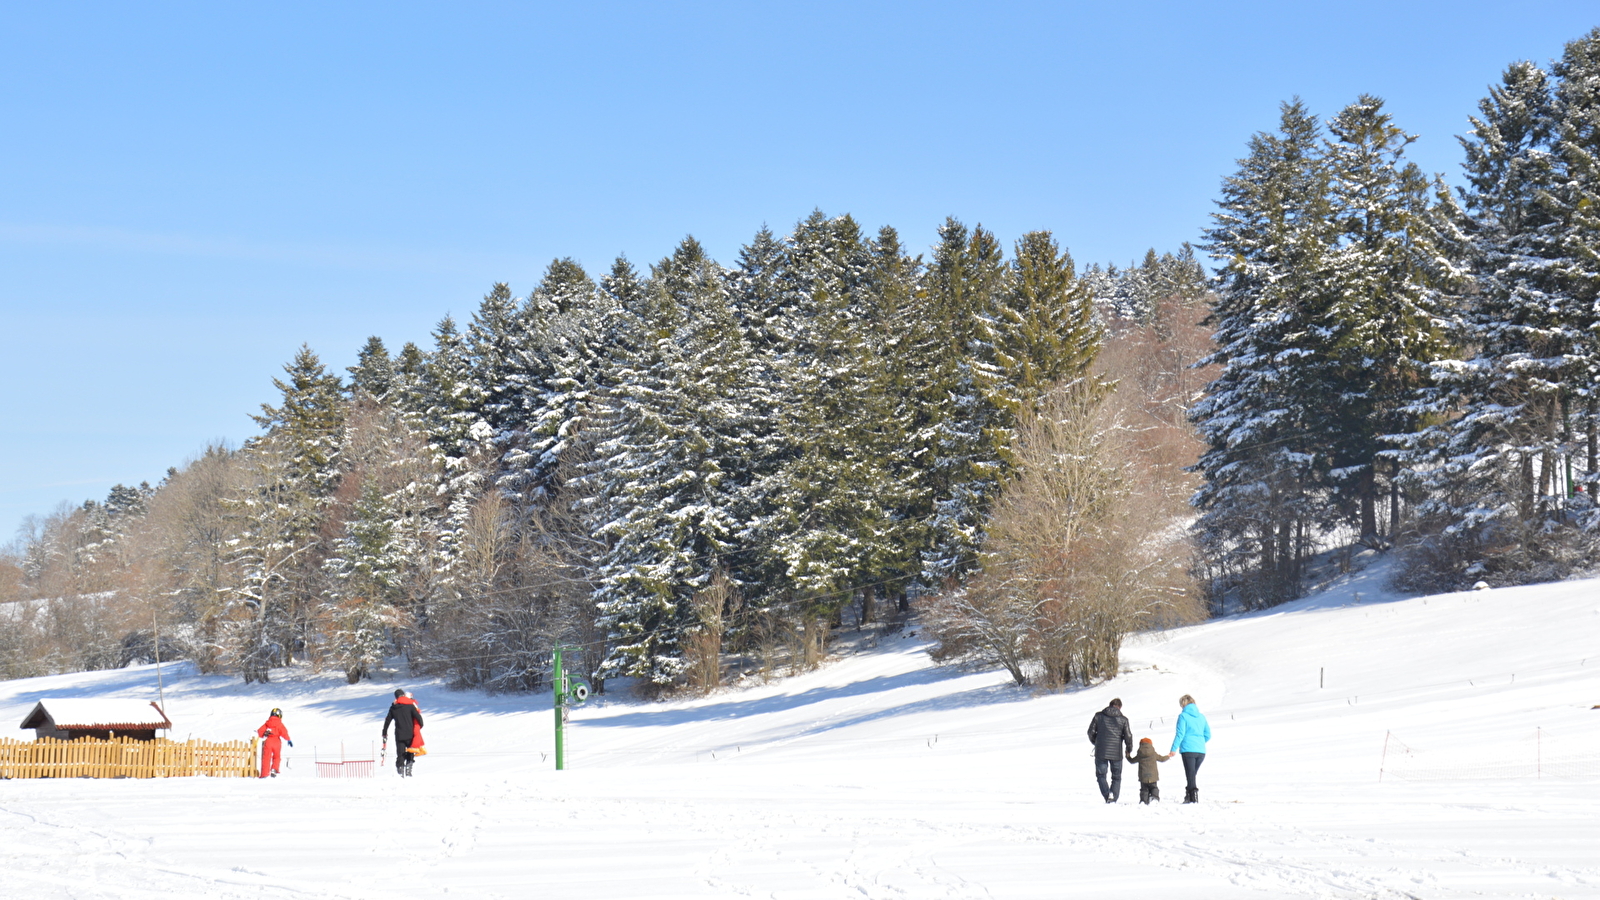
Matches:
[256,708,293,778]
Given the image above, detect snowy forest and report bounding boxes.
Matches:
[9,27,1600,693]
[0,211,1211,692]
[1195,30,1600,606]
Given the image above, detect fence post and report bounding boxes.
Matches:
[1379,731,1390,783]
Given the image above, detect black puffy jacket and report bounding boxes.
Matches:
[383,702,423,744]
[1087,705,1133,760]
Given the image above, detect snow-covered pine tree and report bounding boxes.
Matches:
[411,314,494,612]
[1140,245,1212,340]
[727,225,796,351]
[856,225,933,616]
[466,282,536,445]
[993,230,1102,405]
[221,438,316,683]
[1551,28,1600,492]
[1083,249,1209,331]
[747,213,892,658]
[232,345,347,672]
[596,255,649,361]
[586,238,767,685]
[1145,245,1210,305]
[918,218,1011,583]
[717,228,791,605]
[501,258,605,507]
[418,317,481,458]
[1110,257,1154,322]
[250,345,348,499]
[322,479,405,683]
[348,336,395,401]
[1402,61,1572,578]
[390,341,430,418]
[1319,95,1453,542]
[72,483,154,577]
[1192,99,1335,607]
[323,387,448,681]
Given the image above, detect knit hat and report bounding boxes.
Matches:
[1140,737,1153,744]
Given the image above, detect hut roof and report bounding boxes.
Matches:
[20,699,171,731]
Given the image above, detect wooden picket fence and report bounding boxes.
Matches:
[0,735,258,779]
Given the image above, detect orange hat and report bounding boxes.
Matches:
[1140,737,1153,744]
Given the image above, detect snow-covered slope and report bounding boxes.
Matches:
[2,566,1598,899]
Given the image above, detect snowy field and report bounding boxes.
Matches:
[3,563,1598,899]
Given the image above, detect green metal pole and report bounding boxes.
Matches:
[553,645,565,771]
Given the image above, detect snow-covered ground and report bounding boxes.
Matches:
[3,563,1598,899]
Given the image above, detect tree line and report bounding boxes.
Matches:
[1194,28,1600,607]
[1,212,1210,690]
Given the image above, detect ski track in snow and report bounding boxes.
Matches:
[2,562,1599,898]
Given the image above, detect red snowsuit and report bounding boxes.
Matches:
[256,715,291,778]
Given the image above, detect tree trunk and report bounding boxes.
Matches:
[1359,468,1378,542]
[1520,453,1535,520]
[1296,517,1306,580]
[1540,450,1553,511]
[1389,462,1401,542]
[1588,397,1597,478]
[1276,519,1294,597]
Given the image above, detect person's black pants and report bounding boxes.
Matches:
[1095,757,1123,801]
[1181,751,1205,793]
[395,738,414,775]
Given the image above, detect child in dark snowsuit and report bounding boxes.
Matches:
[1127,737,1172,803]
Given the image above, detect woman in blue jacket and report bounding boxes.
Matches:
[1170,694,1211,803]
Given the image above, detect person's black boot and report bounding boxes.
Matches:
[1183,787,1197,803]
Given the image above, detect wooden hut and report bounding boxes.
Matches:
[19,699,171,741]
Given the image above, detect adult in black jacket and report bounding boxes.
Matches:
[1087,698,1134,803]
[383,689,424,777]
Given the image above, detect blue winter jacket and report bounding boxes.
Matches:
[1170,703,1211,754]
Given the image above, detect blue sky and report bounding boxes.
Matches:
[3,2,1598,541]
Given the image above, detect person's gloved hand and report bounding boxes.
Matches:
[287,740,294,748]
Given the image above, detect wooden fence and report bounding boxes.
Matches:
[0,735,258,779]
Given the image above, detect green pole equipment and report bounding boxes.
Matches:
[553,645,565,771]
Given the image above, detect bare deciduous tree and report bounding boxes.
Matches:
[922,378,1202,687]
